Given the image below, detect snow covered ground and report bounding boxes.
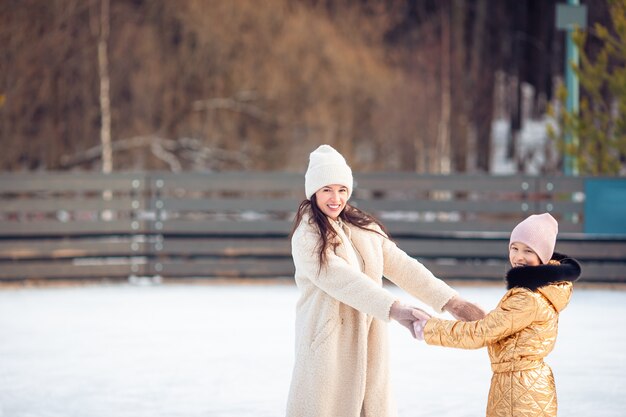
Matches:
[0,282,624,417]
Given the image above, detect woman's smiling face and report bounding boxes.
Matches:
[314,184,349,220]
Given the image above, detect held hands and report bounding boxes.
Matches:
[390,296,485,340]
[411,309,430,341]
[410,296,486,341]
[389,301,432,339]
[443,295,486,321]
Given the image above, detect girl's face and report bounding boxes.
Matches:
[509,242,542,267]
[314,184,348,220]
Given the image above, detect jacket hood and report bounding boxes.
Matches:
[506,252,581,290]
[537,282,573,312]
[505,253,581,312]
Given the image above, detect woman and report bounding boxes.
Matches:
[286,144,485,417]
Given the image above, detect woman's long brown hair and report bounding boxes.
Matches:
[290,195,389,270]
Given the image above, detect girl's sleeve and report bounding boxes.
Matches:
[292,224,397,322]
[423,290,538,349]
[381,235,457,313]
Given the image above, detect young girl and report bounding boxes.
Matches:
[286,144,485,417]
[412,213,582,417]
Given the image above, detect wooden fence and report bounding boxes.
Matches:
[0,172,624,284]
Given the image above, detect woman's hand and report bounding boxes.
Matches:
[389,302,431,338]
[443,295,486,321]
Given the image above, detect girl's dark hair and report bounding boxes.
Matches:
[290,195,389,269]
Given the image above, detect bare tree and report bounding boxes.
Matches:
[438,2,452,174]
[97,0,112,173]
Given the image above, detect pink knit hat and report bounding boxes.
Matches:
[509,213,558,264]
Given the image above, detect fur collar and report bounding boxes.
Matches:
[506,252,582,291]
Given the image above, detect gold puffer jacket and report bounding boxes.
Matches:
[424,254,581,417]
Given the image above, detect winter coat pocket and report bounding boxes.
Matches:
[310,317,339,353]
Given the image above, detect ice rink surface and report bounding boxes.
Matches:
[0,282,624,417]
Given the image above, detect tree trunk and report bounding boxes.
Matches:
[450,0,467,172]
[469,0,490,172]
[437,2,451,174]
[98,0,112,174]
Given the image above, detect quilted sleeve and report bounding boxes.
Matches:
[424,289,538,349]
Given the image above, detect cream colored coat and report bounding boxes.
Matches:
[286,216,457,417]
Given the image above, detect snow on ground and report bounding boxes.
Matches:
[0,283,624,417]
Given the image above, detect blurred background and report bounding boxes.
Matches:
[1,0,623,175]
[0,0,625,285]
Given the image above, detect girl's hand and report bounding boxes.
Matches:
[411,309,430,341]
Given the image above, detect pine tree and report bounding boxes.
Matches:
[548,0,626,175]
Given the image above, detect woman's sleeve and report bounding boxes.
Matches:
[381,236,457,313]
[423,290,538,349]
[292,224,397,322]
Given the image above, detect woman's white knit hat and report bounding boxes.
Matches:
[509,213,558,264]
[305,144,353,200]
